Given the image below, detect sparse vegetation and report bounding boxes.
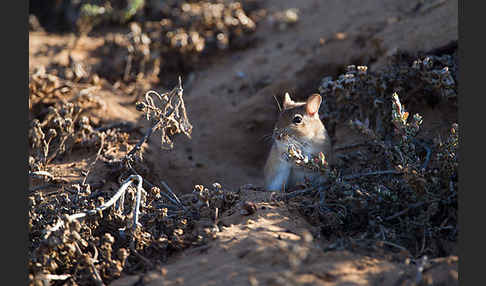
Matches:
[28,1,458,285]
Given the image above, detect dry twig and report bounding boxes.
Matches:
[44,175,144,239]
[126,77,192,161]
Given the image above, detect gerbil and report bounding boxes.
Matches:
[264,93,332,191]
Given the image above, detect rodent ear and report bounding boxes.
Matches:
[283,92,295,110]
[306,94,322,116]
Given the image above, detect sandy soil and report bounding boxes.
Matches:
[109,188,458,286]
[29,0,458,285]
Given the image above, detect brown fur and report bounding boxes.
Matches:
[264,93,333,191]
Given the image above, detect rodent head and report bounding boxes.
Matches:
[272,93,327,153]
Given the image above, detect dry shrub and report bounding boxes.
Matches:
[91,0,262,85]
[28,77,241,285]
[281,50,458,258]
[28,176,238,285]
[29,68,107,170]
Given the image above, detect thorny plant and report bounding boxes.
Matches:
[280,52,458,259]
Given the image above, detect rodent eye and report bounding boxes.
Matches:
[292,114,303,124]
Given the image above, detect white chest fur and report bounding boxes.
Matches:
[265,158,291,191]
[263,142,292,191]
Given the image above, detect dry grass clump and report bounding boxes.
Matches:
[280,50,458,258]
[29,68,107,171]
[29,175,238,285]
[28,77,241,285]
[91,0,262,85]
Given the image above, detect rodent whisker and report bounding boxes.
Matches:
[260,133,275,144]
[273,127,310,153]
[261,133,273,140]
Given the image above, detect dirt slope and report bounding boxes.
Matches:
[142,0,458,193]
[110,188,458,286]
